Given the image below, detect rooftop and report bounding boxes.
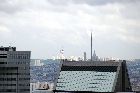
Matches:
[0,46,16,51]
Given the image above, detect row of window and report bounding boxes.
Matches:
[0,62,29,64]
[0,56,7,58]
[20,89,30,92]
[0,73,30,75]
[0,54,7,55]
[0,84,16,86]
[0,67,18,70]
[19,78,30,80]
[0,78,30,81]
[7,62,29,65]
[9,54,30,59]
[0,89,30,92]
[19,67,30,70]
[0,67,30,70]
[19,84,30,86]
[0,78,16,81]
[0,62,7,64]
[0,84,30,86]
[0,89,16,92]
[61,66,117,72]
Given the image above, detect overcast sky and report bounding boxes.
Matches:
[0,0,140,59]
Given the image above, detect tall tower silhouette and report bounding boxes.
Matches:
[91,32,93,61]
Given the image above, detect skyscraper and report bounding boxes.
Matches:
[92,50,98,61]
[0,46,31,93]
[84,52,86,61]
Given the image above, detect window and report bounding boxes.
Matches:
[0,62,7,64]
[0,84,16,86]
[19,78,30,80]
[0,89,16,92]
[0,73,18,75]
[0,56,7,58]
[0,78,16,81]
[20,89,30,92]
[0,67,18,70]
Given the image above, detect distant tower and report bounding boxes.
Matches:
[60,49,65,60]
[92,50,98,61]
[84,52,86,61]
[91,32,93,61]
[93,50,96,58]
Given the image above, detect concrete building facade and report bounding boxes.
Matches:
[0,46,31,93]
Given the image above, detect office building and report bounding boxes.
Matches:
[54,60,132,92]
[0,46,31,93]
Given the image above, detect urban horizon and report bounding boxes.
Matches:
[0,0,140,92]
[0,0,140,60]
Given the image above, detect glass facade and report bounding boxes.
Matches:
[56,71,116,92]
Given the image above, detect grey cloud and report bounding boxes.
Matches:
[73,0,140,5]
[46,0,71,5]
[125,27,140,38]
[0,0,22,14]
[0,0,140,59]
[47,0,140,6]
[120,1,140,20]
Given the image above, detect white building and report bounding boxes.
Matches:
[30,82,54,93]
[34,59,44,66]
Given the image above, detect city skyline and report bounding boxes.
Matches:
[0,0,140,59]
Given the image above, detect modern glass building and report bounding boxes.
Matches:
[0,46,31,93]
[54,60,132,92]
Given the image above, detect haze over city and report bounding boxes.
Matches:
[0,0,140,59]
